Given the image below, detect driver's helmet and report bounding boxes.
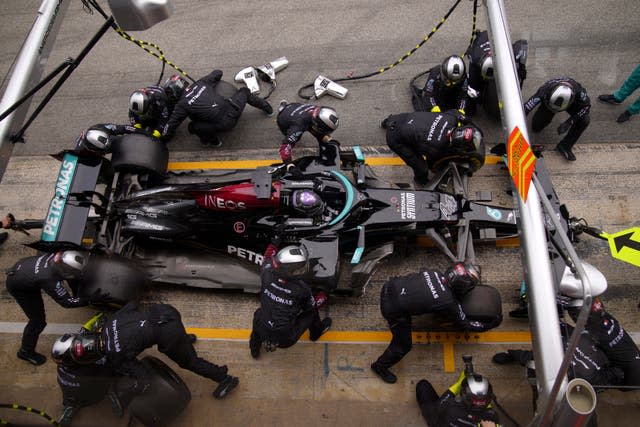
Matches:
[291,189,325,217]
[129,89,151,116]
[52,250,88,279]
[461,374,493,410]
[444,262,480,298]
[441,55,466,86]
[546,82,574,112]
[449,125,483,153]
[162,74,189,104]
[52,333,102,365]
[75,128,110,153]
[312,107,339,135]
[479,54,494,80]
[275,245,309,278]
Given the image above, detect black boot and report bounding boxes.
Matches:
[0,232,7,245]
[617,110,632,123]
[310,318,332,341]
[213,375,239,399]
[597,94,621,105]
[556,144,576,161]
[17,348,46,365]
[57,406,79,426]
[249,332,261,359]
[371,362,397,384]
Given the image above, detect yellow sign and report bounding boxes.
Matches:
[603,227,640,268]
[507,126,536,202]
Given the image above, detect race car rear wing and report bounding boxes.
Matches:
[40,151,103,245]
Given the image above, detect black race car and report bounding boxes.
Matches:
[33,134,517,306]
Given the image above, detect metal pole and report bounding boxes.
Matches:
[0,0,71,182]
[484,0,566,410]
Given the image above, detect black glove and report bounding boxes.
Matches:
[557,119,573,135]
[89,288,111,304]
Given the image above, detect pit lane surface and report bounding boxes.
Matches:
[1,1,640,426]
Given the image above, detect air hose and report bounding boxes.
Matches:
[409,0,479,104]
[298,0,478,99]
[80,0,194,84]
[0,403,60,426]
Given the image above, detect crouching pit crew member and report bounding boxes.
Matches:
[276,101,339,162]
[249,237,331,358]
[382,111,482,185]
[416,363,500,426]
[5,251,97,365]
[52,301,239,418]
[371,263,501,384]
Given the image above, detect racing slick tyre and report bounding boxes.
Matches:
[78,255,148,308]
[111,133,169,177]
[429,141,486,174]
[459,284,502,322]
[127,356,192,427]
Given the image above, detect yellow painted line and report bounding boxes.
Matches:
[185,327,532,344]
[167,155,504,170]
[443,342,455,372]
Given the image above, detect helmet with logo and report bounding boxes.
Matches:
[275,245,309,278]
[75,128,111,153]
[449,125,483,153]
[52,333,102,365]
[461,374,493,410]
[291,189,325,217]
[546,82,574,112]
[441,55,466,86]
[162,74,189,104]
[444,262,480,298]
[129,89,151,116]
[312,107,339,135]
[53,250,88,279]
[479,54,494,80]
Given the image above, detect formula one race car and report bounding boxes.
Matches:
[33,134,518,302]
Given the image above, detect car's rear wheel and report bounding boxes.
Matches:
[459,284,502,322]
[78,255,148,308]
[429,141,486,174]
[128,356,192,427]
[111,133,169,177]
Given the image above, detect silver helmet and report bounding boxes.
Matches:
[547,83,574,112]
[275,245,309,278]
[441,55,466,85]
[313,107,339,134]
[53,250,88,278]
[52,333,75,364]
[162,74,189,104]
[85,129,110,151]
[461,374,493,409]
[479,55,494,80]
[129,89,150,115]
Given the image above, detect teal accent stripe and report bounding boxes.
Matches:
[329,171,355,226]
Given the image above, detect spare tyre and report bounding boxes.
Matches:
[459,284,502,323]
[128,356,192,427]
[111,133,169,176]
[78,255,148,309]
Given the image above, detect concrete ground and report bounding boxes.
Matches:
[0,1,639,426]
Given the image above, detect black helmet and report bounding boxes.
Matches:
[444,262,480,298]
[546,82,574,112]
[291,189,325,217]
[461,374,493,410]
[275,245,309,278]
[312,107,339,135]
[449,125,483,152]
[479,54,494,80]
[53,250,88,279]
[162,74,189,104]
[52,333,102,365]
[441,55,466,86]
[129,89,151,116]
[75,128,110,153]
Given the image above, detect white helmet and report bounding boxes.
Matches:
[53,250,88,278]
[85,129,110,151]
[441,55,466,85]
[275,245,309,278]
[479,55,494,80]
[461,374,493,409]
[547,83,574,112]
[313,107,339,134]
[129,89,150,115]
